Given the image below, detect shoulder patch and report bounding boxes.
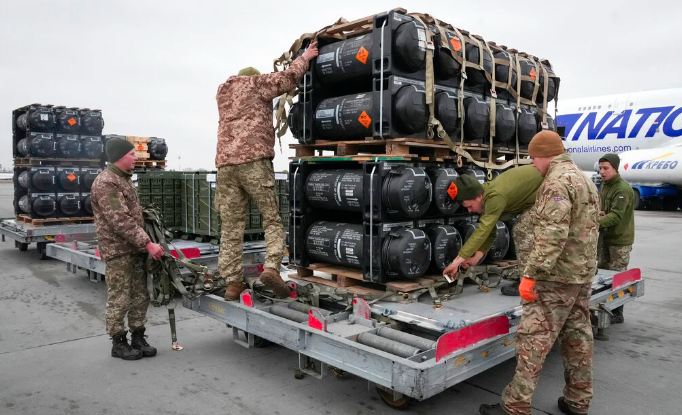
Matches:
[107,193,122,211]
[618,194,625,199]
[554,196,564,201]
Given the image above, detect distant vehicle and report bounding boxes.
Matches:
[557,88,682,210]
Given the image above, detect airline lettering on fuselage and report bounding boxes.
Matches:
[629,160,679,170]
[557,106,682,141]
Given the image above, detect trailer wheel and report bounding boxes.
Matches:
[376,387,415,410]
[37,242,48,260]
[633,189,645,210]
[253,335,269,348]
[18,242,28,252]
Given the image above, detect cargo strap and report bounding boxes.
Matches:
[144,205,228,348]
[410,14,516,172]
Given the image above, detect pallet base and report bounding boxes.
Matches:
[134,160,166,169]
[290,263,437,293]
[16,214,94,226]
[290,138,529,166]
[13,157,101,167]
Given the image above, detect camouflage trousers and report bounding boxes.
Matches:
[105,253,150,336]
[509,208,536,281]
[501,281,594,415]
[597,240,632,272]
[216,159,285,283]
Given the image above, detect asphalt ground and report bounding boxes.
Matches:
[0,181,680,415]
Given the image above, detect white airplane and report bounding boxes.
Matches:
[555,88,682,209]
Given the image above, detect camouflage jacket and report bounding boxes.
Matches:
[91,165,150,261]
[459,165,544,258]
[215,56,308,167]
[524,154,600,284]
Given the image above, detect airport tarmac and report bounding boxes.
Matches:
[0,182,680,415]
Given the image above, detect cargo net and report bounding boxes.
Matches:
[273,8,559,172]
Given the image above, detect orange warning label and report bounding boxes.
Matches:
[356,46,369,65]
[137,144,145,150]
[447,182,458,200]
[67,118,77,126]
[67,173,76,182]
[450,37,462,52]
[358,111,372,128]
[530,68,536,80]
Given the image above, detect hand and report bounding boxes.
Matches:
[600,211,606,216]
[146,242,165,261]
[519,277,537,302]
[462,251,485,269]
[302,40,319,61]
[443,257,464,282]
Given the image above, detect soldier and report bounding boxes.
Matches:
[480,131,600,415]
[91,138,165,361]
[597,153,634,328]
[215,41,319,301]
[442,166,544,297]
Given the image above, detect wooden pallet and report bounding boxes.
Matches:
[317,7,407,40]
[290,263,437,294]
[13,157,101,167]
[16,214,94,226]
[290,138,528,164]
[134,159,166,169]
[134,150,150,160]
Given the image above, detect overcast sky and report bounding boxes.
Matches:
[1,0,681,172]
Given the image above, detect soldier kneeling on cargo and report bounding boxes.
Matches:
[214,41,319,301]
[596,153,635,332]
[442,165,544,294]
[91,138,165,360]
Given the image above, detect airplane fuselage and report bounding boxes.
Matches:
[555,88,682,170]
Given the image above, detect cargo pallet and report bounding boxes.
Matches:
[15,214,94,226]
[184,267,644,409]
[13,157,101,167]
[290,138,529,166]
[0,217,97,260]
[134,160,166,169]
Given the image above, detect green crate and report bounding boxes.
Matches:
[151,195,163,207]
[137,184,151,195]
[139,195,151,206]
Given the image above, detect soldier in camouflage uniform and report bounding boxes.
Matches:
[480,131,600,415]
[596,153,635,327]
[215,41,319,301]
[442,166,543,297]
[91,138,165,360]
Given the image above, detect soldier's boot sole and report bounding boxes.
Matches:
[479,403,510,415]
[558,397,588,415]
[111,347,143,361]
[260,268,291,298]
[501,283,520,296]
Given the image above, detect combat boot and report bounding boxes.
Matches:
[259,268,291,298]
[130,327,157,357]
[111,330,143,360]
[479,403,509,415]
[558,397,588,415]
[501,282,520,296]
[224,280,244,301]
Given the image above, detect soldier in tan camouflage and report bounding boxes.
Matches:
[215,41,319,301]
[91,138,165,361]
[480,131,600,415]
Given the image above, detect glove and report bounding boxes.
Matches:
[519,277,537,302]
